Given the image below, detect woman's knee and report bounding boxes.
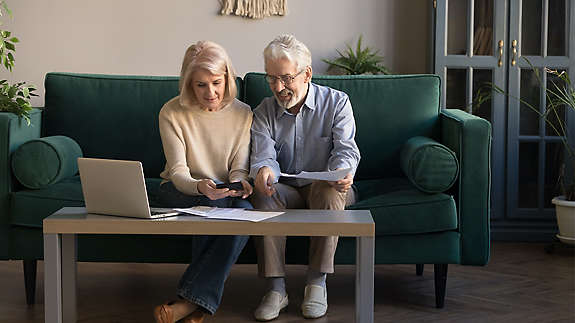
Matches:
[232,198,253,209]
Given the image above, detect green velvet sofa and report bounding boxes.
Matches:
[0,72,491,308]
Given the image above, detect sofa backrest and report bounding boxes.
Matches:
[43,72,440,180]
[43,73,244,178]
[243,73,441,180]
[43,73,179,177]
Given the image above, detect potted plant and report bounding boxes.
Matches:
[322,35,391,75]
[0,1,36,125]
[545,69,575,245]
[476,59,574,244]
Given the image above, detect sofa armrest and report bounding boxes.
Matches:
[440,109,492,266]
[0,108,42,259]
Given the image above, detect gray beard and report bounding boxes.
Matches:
[274,89,300,110]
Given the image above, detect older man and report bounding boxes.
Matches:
[250,34,361,321]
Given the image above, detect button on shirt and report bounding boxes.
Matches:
[250,82,361,187]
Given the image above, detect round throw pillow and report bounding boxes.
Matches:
[400,136,459,194]
[11,136,83,189]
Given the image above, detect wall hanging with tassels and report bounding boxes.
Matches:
[220,0,288,19]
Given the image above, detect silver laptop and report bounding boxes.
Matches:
[78,158,179,219]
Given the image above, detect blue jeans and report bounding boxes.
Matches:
[158,182,251,314]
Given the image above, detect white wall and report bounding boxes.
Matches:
[0,0,430,106]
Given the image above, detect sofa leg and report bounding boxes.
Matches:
[416,264,424,276]
[434,264,448,308]
[23,260,37,305]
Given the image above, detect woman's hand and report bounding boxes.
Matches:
[197,179,233,200]
[228,179,253,199]
[239,179,253,199]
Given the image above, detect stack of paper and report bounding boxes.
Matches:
[280,167,351,181]
[175,206,283,222]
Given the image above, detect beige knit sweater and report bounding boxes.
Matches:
[159,96,252,195]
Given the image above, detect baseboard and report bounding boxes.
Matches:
[491,224,558,241]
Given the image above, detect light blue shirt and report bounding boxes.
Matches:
[250,82,361,187]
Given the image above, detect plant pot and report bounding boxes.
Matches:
[552,196,575,245]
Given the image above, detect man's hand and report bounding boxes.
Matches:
[197,179,233,200]
[327,170,353,193]
[255,166,276,197]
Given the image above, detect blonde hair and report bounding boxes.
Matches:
[263,34,312,70]
[179,41,237,108]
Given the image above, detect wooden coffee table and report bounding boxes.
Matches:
[43,207,375,323]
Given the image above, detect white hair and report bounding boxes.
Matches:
[263,34,312,70]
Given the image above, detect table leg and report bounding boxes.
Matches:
[44,234,62,323]
[44,234,77,323]
[355,236,374,323]
[62,234,77,322]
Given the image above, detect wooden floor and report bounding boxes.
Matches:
[0,242,573,322]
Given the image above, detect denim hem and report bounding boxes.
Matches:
[177,290,217,315]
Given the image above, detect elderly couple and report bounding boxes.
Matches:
[153,34,361,323]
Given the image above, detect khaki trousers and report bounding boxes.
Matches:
[250,180,356,277]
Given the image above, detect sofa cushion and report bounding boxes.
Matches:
[11,136,83,189]
[400,136,459,193]
[349,178,457,235]
[10,176,164,228]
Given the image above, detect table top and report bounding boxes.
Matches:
[43,207,374,237]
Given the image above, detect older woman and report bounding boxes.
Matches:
[153,41,253,323]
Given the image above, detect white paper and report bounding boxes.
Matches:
[175,207,283,222]
[175,206,217,217]
[206,209,284,222]
[280,168,351,181]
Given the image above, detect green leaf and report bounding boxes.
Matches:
[5,41,14,50]
[1,2,11,17]
[356,35,363,56]
[9,37,18,43]
[7,85,17,97]
[323,35,390,75]
[323,59,354,74]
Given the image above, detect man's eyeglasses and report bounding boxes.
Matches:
[265,69,305,85]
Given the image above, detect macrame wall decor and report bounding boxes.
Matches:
[220,0,288,19]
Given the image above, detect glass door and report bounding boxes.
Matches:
[507,0,575,220]
[434,0,508,220]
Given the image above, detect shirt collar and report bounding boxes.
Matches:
[275,82,316,119]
